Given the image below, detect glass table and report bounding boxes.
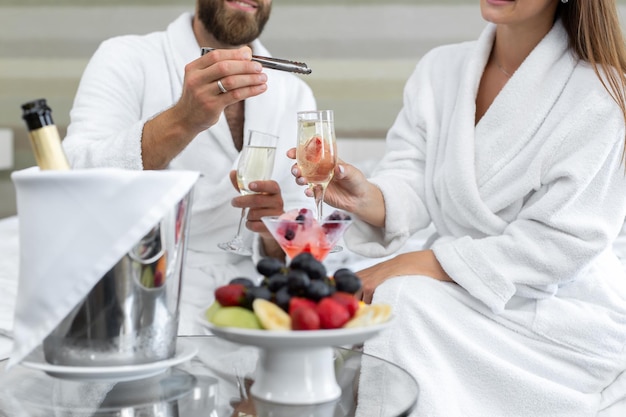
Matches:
[0,336,418,417]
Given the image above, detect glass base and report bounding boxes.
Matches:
[217,241,252,256]
[330,245,343,254]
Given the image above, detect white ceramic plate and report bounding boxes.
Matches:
[198,315,393,349]
[20,339,198,382]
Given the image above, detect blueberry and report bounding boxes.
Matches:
[327,211,351,221]
[284,226,296,241]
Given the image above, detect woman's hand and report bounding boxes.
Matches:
[356,250,453,303]
[287,148,386,227]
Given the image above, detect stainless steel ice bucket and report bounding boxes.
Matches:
[42,191,193,367]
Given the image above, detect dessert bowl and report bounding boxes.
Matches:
[261,209,352,261]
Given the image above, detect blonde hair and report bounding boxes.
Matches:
[558,0,626,153]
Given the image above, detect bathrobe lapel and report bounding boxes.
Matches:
[442,22,576,236]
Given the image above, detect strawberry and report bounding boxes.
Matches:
[330,292,360,318]
[316,297,350,329]
[291,306,321,330]
[214,284,247,307]
[304,135,323,163]
[289,297,317,315]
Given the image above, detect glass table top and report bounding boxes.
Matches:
[0,335,418,417]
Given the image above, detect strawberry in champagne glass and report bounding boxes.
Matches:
[296,110,337,223]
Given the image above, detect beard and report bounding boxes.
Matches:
[197,0,272,46]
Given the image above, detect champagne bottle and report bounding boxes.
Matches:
[21,98,70,170]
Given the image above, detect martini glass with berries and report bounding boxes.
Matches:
[296,110,337,223]
[261,208,352,261]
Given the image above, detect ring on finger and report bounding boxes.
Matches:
[217,79,228,94]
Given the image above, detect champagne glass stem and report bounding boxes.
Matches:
[232,207,248,245]
[311,183,326,222]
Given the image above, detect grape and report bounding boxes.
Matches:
[229,277,255,288]
[244,286,272,309]
[274,286,292,312]
[286,269,310,295]
[306,280,332,301]
[333,268,362,294]
[289,252,327,280]
[257,257,286,277]
[266,272,288,292]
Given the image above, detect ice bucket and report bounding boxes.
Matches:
[40,189,193,367]
[39,188,193,367]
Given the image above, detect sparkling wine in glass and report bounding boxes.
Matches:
[218,130,278,255]
[296,110,337,222]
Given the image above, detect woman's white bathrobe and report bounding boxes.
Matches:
[347,21,626,417]
[62,13,316,334]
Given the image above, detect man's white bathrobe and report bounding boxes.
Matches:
[347,21,626,416]
[62,13,316,334]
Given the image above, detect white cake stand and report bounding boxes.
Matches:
[200,318,393,405]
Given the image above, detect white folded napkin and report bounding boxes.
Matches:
[7,167,199,368]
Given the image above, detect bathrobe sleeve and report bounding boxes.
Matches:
[63,35,153,170]
[343,60,433,257]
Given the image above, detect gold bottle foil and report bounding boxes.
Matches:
[28,125,70,170]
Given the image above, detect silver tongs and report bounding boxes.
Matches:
[201,47,312,75]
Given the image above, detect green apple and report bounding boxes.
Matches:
[210,306,262,330]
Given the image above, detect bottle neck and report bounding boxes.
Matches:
[22,99,55,130]
[23,111,54,130]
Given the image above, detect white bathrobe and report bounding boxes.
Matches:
[347,21,626,416]
[62,12,316,334]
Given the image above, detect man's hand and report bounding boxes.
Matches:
[229,170,285,258]
[142,47,268,170]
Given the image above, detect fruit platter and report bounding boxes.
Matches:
[197,253,393,405]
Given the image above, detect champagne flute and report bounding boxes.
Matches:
[296,110,337,222]
[218,130,278,255]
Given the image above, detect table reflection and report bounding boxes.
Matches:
[0,336,418,417]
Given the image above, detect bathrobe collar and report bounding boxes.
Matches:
[443,20,577,234]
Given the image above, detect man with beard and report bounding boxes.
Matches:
[62,0,317,334]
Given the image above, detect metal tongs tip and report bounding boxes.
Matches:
[201,47,312,75]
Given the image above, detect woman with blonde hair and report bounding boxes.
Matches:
[291,0,626,415]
